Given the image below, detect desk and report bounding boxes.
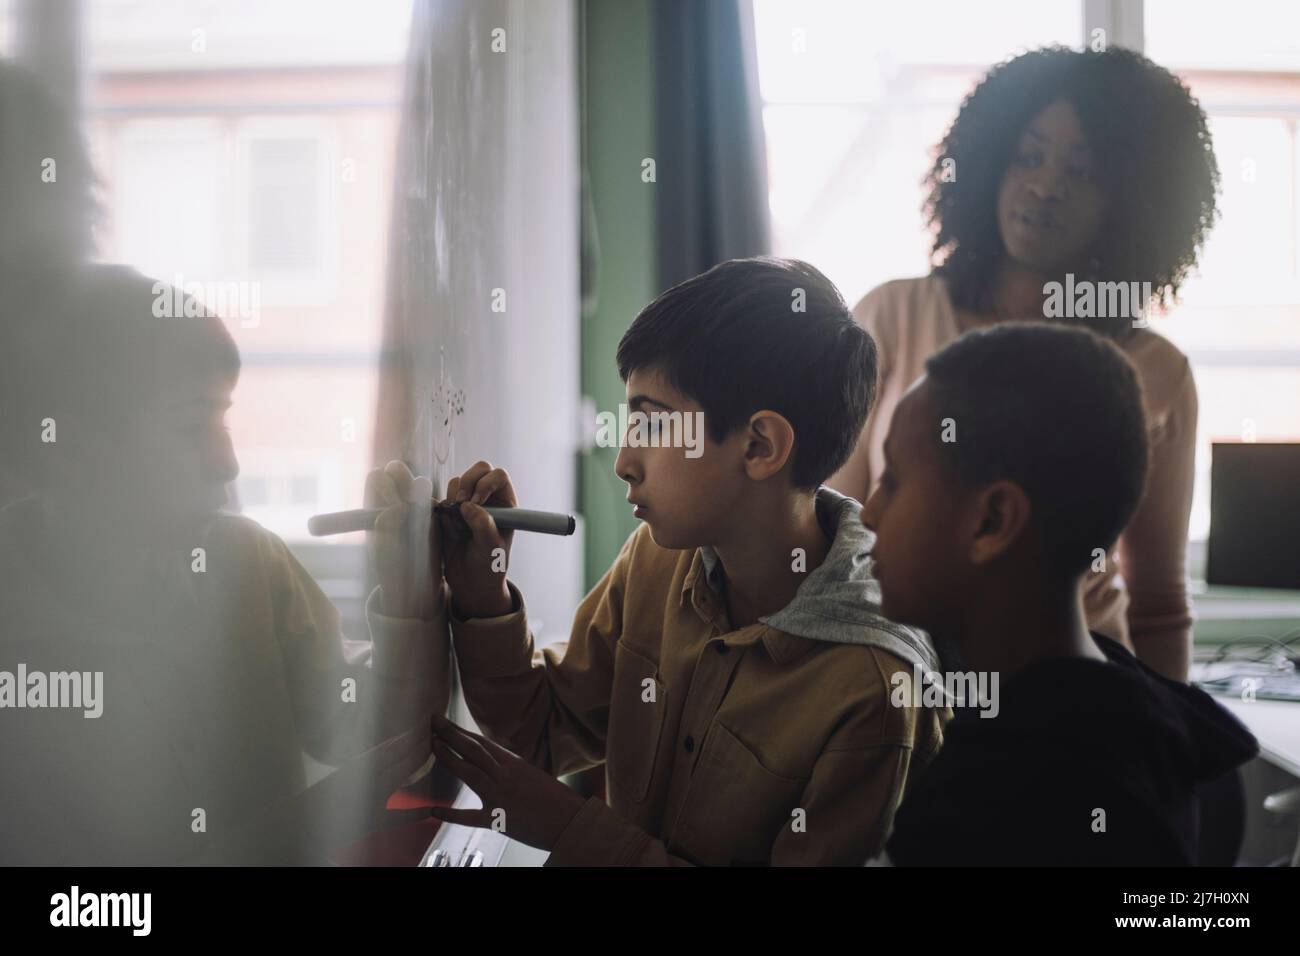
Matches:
[1191,584,1300,643]
[1190,585,1300,776]
[1204,694,1300,779]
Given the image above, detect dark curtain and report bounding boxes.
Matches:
[652,0,771,291]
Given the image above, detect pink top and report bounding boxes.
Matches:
[828,275,1198,654]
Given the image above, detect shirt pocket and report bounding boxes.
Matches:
[672,721,808,866]
[605,639,668,804]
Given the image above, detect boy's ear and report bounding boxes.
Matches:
[968,480,1033,566]
[742,410,796,481]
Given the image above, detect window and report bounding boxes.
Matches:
[248,139,322,271]
[233,447,342,536]
[235,117,340,304]
[0,0,15,57]
[111,119,224,281]
[85,0,412,543]
[1146,0,1300,72]
[1144,0,1300,543]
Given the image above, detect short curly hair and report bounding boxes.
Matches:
[925,45,1220,337]
[925,323,1149,576]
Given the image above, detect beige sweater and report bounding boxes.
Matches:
[827,275,1198,655]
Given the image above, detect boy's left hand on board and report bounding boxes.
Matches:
[427,714,586,852]
[365,460,436,619]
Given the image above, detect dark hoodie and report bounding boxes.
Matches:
[884,634,1258,866]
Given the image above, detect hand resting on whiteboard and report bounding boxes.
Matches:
[439,459,519,619]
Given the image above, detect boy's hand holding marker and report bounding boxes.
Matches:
[438,460,519,619]
[430,460,591,852]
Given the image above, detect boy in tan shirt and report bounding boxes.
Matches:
[0,266,444,864]
[427,258,947,865]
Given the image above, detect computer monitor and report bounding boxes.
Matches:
[1207,442,1300,590]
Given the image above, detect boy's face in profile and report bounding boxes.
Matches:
[861,378,972,632]
[615,367,745,551]
[93,370,240,539]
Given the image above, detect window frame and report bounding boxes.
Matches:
[233,114,341,307]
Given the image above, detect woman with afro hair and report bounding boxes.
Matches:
[829,46,1220,682]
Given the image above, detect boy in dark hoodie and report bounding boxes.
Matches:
[861,323,1257,866]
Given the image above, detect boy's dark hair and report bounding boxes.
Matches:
[923,324,1149,576]
[925,46,1220,338]
[616,257,875,489]
[1,265,240,491]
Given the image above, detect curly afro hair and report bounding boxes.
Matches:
[925,45,1220,337]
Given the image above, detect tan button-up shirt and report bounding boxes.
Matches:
[451,523,946,866]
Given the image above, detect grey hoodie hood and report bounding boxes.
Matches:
[698,486,942,673]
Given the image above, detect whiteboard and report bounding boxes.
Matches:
[376,0,582,643]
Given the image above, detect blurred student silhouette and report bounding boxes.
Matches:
[0,62,445,864]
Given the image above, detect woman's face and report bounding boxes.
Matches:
[996,98,1106,275]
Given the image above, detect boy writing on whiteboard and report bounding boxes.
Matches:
[428,257,947,865]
